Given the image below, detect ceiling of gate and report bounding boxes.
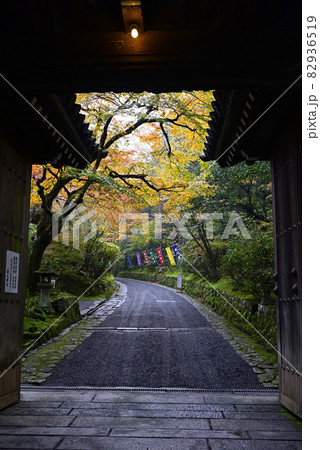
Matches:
[0,0,301,93]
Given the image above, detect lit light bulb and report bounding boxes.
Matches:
[130,25,138,38]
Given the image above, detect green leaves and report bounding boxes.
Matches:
[221,226,274,299]
[83,237,120,279]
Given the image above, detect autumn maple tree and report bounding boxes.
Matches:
[28,91,213,291]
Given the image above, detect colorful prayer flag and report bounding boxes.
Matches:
[126,255,133,266]
[165,247,176,266]
[136,252,142,267]
[156,248,165,266]
[142,250,149,262]
[172,244,182,259]
[148,249,158,266]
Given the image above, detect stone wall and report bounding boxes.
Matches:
[118,271,277,350]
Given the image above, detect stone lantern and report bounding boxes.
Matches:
[36,269,57,313]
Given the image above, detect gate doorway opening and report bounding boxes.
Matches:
[18,87,300,414]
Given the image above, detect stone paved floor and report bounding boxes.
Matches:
[0,389,301,449]
[21,281,279,387]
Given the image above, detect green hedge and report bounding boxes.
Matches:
[118,270,277,350]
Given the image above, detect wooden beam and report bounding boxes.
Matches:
[1,29,301,93]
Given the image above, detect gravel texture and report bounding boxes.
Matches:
[44,278,263,389]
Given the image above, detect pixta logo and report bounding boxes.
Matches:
[119,212,251,240]
[52,203,97,249]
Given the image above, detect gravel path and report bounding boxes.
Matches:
[44,278,262,389]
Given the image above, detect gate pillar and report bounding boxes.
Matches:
[271,114,302,418]
[0,137,31,410]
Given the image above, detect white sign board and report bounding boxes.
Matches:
[177,274,183,289]
[5,250,20,294]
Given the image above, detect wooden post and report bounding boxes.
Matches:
[0,137,31,410]
[271,113,302,418]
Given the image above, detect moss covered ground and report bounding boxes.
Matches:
[23,274,117,350]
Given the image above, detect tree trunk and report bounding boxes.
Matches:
[27,201,80,292]
[198,224,219,281]
[27,211,53,293]
[27,231,53,293]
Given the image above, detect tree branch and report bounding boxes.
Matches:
[36,168,53,217]
[100,105,155,156]
[188,226,206,253]
[99,116,113,149]
[160,123,172,157]
[100,106,195,158]
[46,166,71,198]
[164,113,196,132]
[108,170,179,192]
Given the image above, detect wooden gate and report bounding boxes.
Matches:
[0,139,31,410]
[272,120,302,418]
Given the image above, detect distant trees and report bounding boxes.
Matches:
[184,161,274,298]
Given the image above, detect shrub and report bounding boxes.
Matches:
[83,239,120,279]
[183,240,227,281]
[41,236,120,288]
[56,270,109,297]
[221,227,274,300]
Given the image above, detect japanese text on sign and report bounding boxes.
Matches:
[5,250,20,293]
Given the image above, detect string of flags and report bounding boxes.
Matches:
[125,244,182,268]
